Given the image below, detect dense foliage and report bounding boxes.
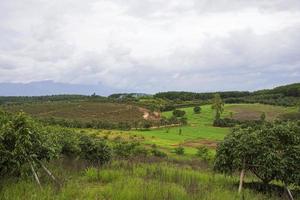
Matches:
[0,112,60,177]
[0,94,107,105]
[193,106,201,114]
[155,83,300,107]
[0,111,114,179]
[154,91,250,101]
[172,109,186,118]
[214,121,300,186]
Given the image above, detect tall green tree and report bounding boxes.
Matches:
[211,93,224,120]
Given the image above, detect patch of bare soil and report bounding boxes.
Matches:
[229,106,264,121]
[179,139,218,149]
[139,107,161,121]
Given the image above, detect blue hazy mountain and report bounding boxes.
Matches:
[0,80,120,96]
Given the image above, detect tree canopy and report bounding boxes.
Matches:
[214,121,300,186]
[0,112,59,177]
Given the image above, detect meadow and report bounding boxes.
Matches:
[0,160,285,200]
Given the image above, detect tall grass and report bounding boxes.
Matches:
[0,160,285,200]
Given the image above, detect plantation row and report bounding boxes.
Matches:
[38,115,187,131]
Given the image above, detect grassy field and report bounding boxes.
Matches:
[0,159,284,200]
[127,104,297,155]
[129,105,228,155]
[1,101,147,123]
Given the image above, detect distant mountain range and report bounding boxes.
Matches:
[1,80,299,98]
[0,81,120,96]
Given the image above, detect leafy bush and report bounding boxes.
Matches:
[0,112,60,177]
[132,145,149,157]
[113,142,141,159]
[213,118,238,127]
[214,121,300,186]
[196,146,210,161]
[57,129,81,157]
[193,106,201,114]
[174,146,185,155]
[179,117,188,125]
[151,148,167,158]
[80,135,112,166]
[172,110,186,118]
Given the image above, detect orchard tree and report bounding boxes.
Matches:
[193,106,201,114]
[80,135,112,179]
[214,121,300,196]
[172,109,186,118]
[0,112,60,187]
[211,94,224,120]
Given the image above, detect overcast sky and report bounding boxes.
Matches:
[0,0,300,93]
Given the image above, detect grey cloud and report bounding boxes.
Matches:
[0,0,300,93]
[194,0,300,13]
[110,0,300,20]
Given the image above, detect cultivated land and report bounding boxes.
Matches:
[1,101,152,123]
[2,102,296,155]
[83,103,296,156]
[226,103,297,121]
[1,100,299,200]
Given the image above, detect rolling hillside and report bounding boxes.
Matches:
[1,101,159,124]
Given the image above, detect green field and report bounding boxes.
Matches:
[127,104,297,155]
[129,105,226,154]
[6,102,292,155]
[2,101,296,156]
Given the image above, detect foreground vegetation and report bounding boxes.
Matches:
[1,106,299,199]
[1,159,290,200]
[1,83,300,199]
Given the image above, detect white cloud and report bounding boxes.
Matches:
[0,0,300,93]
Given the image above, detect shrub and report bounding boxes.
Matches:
[193,106,201,114]
[113,142,140,159]
[151,148,167,158]
[58,129,81,157]
[179,117,188,125]
[196,146,210,161]
[132,146,149,157]
[80,135,112,166]
[172,110,186,118]
[174,146,185,155]
[213,118,238,127]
